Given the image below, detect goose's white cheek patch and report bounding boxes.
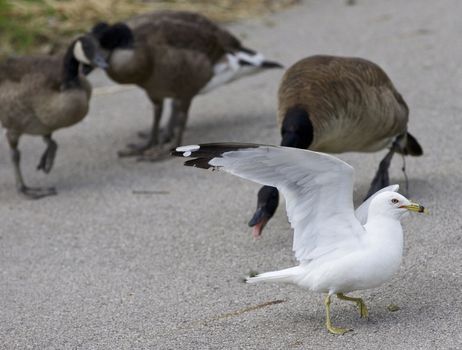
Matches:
[73,41,91,65]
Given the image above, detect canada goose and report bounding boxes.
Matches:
[173,143,426,334]
[0,35,108,199]
[248,55,423,238]
[90,11,283,160]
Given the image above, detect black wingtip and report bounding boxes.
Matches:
[183,157,215,169]
[261,60,284,69]
[172,143,262,169]
[170,150,183,157]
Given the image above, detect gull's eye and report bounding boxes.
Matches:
[391,198,399,204]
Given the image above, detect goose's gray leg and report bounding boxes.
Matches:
[37,134,57,173]
[118,100,163,157]
[7,131,56,199]
[161,99,181,144]
[136,100,180,144]
[138,99,191,161]
[169,98,191,147]
[365,147,395,199]
[365,139,403,199]
[400,154,409,196]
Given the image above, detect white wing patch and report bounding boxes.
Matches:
[199,51,269,94]
[236,51,265,66]
[199,54,240,94]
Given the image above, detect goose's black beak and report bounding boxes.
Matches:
[248,208,271,239]
[92,53,109,70]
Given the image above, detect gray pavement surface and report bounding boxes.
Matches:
[1,0,462,349]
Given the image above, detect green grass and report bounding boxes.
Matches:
[0,0,297,57]
[0,0,56,54]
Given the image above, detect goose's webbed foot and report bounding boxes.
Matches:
[137,129,173,144]
[18,185,57,199]
[136,141,176,162]
[117,138,158,158]
[137,130,150,139]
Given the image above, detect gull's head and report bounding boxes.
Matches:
[369,191,427,220]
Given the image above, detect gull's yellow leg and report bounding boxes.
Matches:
[324,294,351,335]
[336,293,369,318]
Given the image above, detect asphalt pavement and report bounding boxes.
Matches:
[1,0,462,349]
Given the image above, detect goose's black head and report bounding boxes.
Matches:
[82,22,133,75]
[281,106,313,149]
[248,186,279,238]
[98,22,135,50]
[91,22,110,40]
[63,35,108,88]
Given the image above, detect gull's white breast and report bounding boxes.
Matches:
[297,217,404,294]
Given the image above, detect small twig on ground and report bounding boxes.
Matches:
[132,190,170,195]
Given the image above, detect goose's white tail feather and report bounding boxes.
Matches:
[236,51,265,66]
[199,51,279,94]
[246,266,303,284]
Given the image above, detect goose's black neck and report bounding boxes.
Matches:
[280,106,313,149]
[61,42,81,89]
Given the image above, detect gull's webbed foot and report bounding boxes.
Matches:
[18,185,57,199]
[326,324,352,335]
[336,293,369,319]
[358,300,369,318]
[324,294,352,335]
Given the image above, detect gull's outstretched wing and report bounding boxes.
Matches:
[355,185,400,225]
[173,143,366,262]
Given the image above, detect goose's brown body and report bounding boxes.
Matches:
[97,10,282,159]
[107,10,257,100]
[278,55,409,153]
[106,30,215,101]
[0,56,91,136]
[0,35,106,199]
[125,10,242,54]
[249,55,422,239]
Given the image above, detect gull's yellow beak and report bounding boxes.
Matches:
[400,202,428,214]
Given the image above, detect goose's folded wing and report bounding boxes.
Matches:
[173,143,366,262]
[354,184,399,225]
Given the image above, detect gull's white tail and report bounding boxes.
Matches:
[246,266,303,284]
